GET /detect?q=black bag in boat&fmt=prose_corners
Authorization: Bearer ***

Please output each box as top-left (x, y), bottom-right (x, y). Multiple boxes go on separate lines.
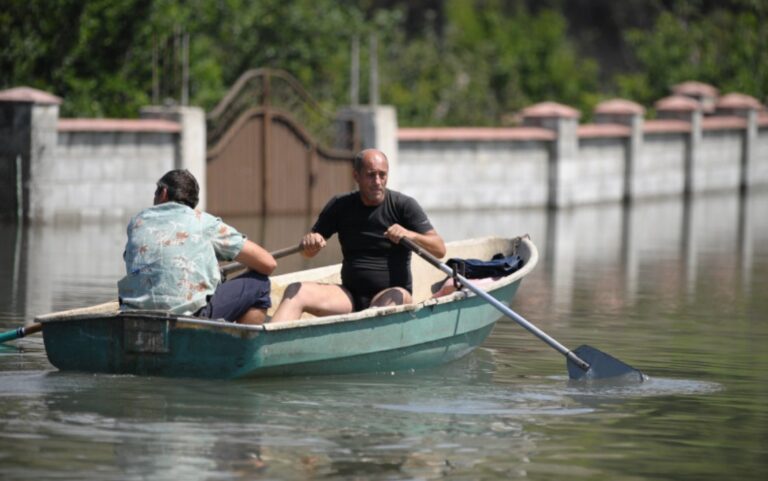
top-left (446, 253), bottom-right (524, 279)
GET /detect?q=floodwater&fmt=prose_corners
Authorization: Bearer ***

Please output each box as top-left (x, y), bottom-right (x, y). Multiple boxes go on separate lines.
top-left (1, 190), bottom-right (767, 480)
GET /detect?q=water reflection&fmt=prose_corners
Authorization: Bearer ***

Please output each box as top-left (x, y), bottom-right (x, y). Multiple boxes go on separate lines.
top-left (3, 190), bottom-right (766, 327)
top-left (0, 352), bottom-right (549, 480)
top-left (1, 190), bottom-right (767, 480)
top-left (435, 190), bottom-right (767, 330)
top-left (0, 350), bottom-right (727, 481)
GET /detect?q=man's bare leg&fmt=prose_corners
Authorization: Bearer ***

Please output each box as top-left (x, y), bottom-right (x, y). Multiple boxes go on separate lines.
top-left (236, 308), bottom-right (268, 325)
top-left (270, 283), bottom-right (354, 323)
top-left (370, 287), bottom-right (412, 307)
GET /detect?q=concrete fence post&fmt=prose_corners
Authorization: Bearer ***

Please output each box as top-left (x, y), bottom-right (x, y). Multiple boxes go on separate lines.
top-left (0, 87), bottom-right (62, 221)
top-left (656, 95), bottom-right (702, 195)
top-left (714, 93), bottom-right (763, 191)
top-left (337, 106), bottom-right (399, 187)
top-left (744, 109), bottom-right (759, 190)
top-left (521, 102), bottom-right (580, 208)
top-left (594, 99), bottom-right (645, 203)
top-left (140, 106), bottom-right (207, 209)
top-left (671, 81), bottom-right (719, 114)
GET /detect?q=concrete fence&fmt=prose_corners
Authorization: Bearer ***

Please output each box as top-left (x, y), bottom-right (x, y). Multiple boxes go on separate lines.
top-left (0, 87), bottom-right (205, 223)
top-left (2, 81), bottom-right (767, 222)
top-left (398, 82), bottom-right (768, 211)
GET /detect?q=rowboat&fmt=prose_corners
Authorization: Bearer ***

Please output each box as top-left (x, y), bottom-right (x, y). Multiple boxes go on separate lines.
top-left (37, 235), bottom-right (538, 379)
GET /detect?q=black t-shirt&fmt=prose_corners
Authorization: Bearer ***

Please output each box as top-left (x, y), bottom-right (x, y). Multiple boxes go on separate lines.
top-left (312, 190), bottom-right (434, 298)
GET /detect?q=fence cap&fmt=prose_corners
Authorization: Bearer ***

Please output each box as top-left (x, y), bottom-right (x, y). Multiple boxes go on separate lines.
top-left (655, 95), bottom-right (701, 112)
top-left (522, 101), bottom-right (580, 119)
top-left (0, 86), bottom-right (62, 105)
top-left (398, 127), bottom-right (555, 142)
top-left (716, 92), bottom-right (763, 111)
top-left (671, 81), bottom-right (719, 98)
top-left (577, 123), bottom-right (632, 138)
top-left (644, 119), bottom-right (692, 133)
top-left (594, 98), bottom-right (645, 115)
top-left (58, 118), bottom-right (181, 133)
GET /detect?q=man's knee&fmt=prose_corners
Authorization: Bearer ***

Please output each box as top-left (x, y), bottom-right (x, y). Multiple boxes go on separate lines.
top-left (236, 308), bottom-right (268, 325)
top-left (282, 282), bottom-right (303, 301)
top-left (371, 287), bottom-right (411, 307)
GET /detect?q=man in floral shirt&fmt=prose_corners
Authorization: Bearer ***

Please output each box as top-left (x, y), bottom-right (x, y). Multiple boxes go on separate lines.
top-left (118, 169), bottom-right (276, 324)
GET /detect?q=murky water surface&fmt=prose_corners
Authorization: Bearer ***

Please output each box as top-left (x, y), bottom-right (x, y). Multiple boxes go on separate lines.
top-left (1, 191), bottom-right (767, 480)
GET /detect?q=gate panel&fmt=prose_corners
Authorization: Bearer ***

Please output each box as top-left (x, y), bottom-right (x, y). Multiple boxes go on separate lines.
top-left (312, 151), bottom-right (355, 212)
top-left (267, 117), bottom-right (311, 214)
top-left (206, 69), bottom-right (359, 217)
top-left (206, 111), bottom-right (264, 216)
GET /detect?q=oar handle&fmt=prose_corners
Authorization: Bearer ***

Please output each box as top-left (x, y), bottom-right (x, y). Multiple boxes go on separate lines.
top-left (400, 237), bottom-right (453, 276)
top-left (221, 244), bottom-right (303, 277)
top-left (0, 322), bottom-right (42, 344)
top-left (400, 237), bottom-right (591, 372)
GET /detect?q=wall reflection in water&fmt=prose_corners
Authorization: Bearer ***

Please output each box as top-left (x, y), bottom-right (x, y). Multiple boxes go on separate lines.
top-left (0, 189), bottom-right (766, 325)
top-left (430, 189), bottom-right (766, 324)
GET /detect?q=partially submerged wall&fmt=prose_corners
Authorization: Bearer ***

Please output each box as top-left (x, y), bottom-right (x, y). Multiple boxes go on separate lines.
top-left (0, 87), bottom-right (204, 223)
top-left (44, 119), bottom-right (179, 222)
top-left (398, 84), bottom-right (768, 211)
top-left (3, 81), bottom-right (767, 220)
top-left (397, 128), bottom-right (553, 209)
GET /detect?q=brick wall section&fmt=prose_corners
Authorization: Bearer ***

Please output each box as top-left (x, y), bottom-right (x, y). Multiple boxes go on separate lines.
top-left (3, 82), bottom-right (767, 218)
top-left (397, 84), bottom-right (768, 210)
top-left (398, 134), bottom-right (552, 209)
top-left (52, 120), bottom-right (180, 222)
top-left (755, 125), bottom-right (768, 185)
top-left (0, 86), bottom-right (206, 223)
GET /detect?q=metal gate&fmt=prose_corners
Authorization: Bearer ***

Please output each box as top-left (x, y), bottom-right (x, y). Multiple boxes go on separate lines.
top-left (206, 69), bottom-right (359, 216)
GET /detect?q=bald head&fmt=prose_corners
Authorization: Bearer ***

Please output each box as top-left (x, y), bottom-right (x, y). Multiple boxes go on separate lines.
top-left (353, 149), bottom-right (388, 173)
top-left (352, 149), bottom-right (389, 206)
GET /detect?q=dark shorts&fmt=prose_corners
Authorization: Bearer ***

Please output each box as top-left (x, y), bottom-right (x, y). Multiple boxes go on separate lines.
top-left (343, 285), bottom-right (411, 312)
top-left (198, 271), bottom-right (271, 322)
top-left (347, 289), bottom-right (373, 312)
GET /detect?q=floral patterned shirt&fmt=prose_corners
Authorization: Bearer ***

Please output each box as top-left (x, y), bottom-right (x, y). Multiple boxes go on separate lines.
top-left (117, 202), bottom-right (245, 314)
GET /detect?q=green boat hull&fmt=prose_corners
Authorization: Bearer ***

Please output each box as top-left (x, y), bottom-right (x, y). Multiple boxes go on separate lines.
top-left (42, 282), bottom-right (519, 379)
top-left (40, 235), bottom-right (538, 379)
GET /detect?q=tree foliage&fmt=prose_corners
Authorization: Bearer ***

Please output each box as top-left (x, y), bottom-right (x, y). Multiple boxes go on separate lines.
top-left (0, 0), bottom-right (362, 117)
top-left (1, 0), bottom-right (765, 124)
top-left (377, 2), bottom-right (599, 126)
top-left (0, 0), bottom-right (155, 116)
top-left (615, 2), bottom-right (768, 107)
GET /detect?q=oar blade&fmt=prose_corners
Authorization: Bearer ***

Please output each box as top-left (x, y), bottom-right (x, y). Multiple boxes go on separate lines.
top-left (567, 345), bottom-right (645, 382)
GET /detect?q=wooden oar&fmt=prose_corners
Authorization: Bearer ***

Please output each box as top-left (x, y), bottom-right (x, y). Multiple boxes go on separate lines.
top-left (219, 244), bottom-right (303, 278)
top-left (0, 323), bottom-right (42, 344)
top-left (0, 244), bottom-right (303, 345)
top-left (401, 237), bottom-right (645, 382)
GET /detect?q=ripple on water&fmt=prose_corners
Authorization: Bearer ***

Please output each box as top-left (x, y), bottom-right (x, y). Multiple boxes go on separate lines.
top-left (561, 376), bottom-right (724, 397)
top-left (371, 375), bottom-right (722, 418)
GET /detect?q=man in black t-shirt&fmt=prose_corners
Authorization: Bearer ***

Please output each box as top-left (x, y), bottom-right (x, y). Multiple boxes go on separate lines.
top-left (270, 148), bottom-right (446, 322)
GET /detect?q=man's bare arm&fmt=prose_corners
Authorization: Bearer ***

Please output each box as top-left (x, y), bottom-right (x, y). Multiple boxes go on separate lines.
top-left (299, 232), bottom-right (327, 258)
top-left (235, 239), bottom-right (277, 275)
top-left (384, 225), bottom-right (446, 259)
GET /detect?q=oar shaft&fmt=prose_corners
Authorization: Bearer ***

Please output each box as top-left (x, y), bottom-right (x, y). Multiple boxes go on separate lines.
top-left (457, 271), bottom-right (586, 365)
top-left (401, 237), bottom-right (590, 372)
top-left (221, 244), bottom-right (303, 277)
top-left (0, 322), bottom-right (42, 343)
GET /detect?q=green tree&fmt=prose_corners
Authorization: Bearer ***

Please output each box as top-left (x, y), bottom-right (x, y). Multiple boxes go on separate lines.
top-left (616, 3), bottom-right (768, 107)
top-left (380, 1), bottom-right (599, 126)
top-left (178, 0), bottom-right (362, 110)
top-left (0, 0), bottom-right (155, 117)
top-left (0, 0), bottom-right (362, 117)
top-left (3, 0), bottom-right (764, 126)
